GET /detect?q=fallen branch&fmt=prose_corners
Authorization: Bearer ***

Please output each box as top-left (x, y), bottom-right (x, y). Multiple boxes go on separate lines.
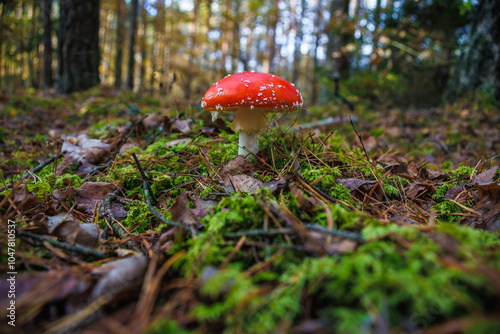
top-left (19, 230), bottom-right (111, 259)
top-left (290, 116), bottom-right (358, 132)
top-left (224, 224), bottom-right (364, 242)
top-left (131, 153), bottom-right (183, 229)
top-left (1, 154), bottom-right (58, 192)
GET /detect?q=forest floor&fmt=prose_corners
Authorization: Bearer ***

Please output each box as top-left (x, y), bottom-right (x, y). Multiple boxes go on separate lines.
top-left (1, 86), bottom-right (499, 334)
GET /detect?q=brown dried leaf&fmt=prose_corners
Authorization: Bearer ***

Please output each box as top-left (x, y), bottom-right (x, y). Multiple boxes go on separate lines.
top-left (163, 115), bottom-right (172, 136)
top-left (230, 174), bottom-right (264, 194)
top-left (444, 185), bottom-right (466, 201)
top-left (171, 119), bottom-right (192, 134)
top-left (189, 196), bottom-right (217, 219)
top-left (418, 167), bottom-right (448, 181)
top-left (142, 113), bottom-right (160, 128)
top-left (406, 181), bottom-right (437, 199)
top-left (61, 134), bottom-right (111, 165)
top-left (221, 155), bottom-right (255, 176)
top-left (55, 215), bottom-right (101, 249)
top-left (165, 138), bottom-right (191, 147)
top-left (337, 178), bottom-right (377, 191)
top-left (90, 255), bottom-right (148, 301)
top-left (262, 178), bottom-right (289, 194)
top-left (476, 183), bottom-right (500, 203)
top-left (74, 182), bottom-right (127, 219)
top-left (473, 166), bottom-right (499, 185)
top-left (290, 184), bottom-right (322, 214)
top-left (33, 213), bottom-right (102, 249)
top-left (384, 162), bottom-right (410, 175)
top-left (169, 191), bottom-right (199, 226)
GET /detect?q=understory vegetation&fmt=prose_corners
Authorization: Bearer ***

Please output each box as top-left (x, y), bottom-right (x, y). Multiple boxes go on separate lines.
top-left (1, 87), bottom-right (499, 333)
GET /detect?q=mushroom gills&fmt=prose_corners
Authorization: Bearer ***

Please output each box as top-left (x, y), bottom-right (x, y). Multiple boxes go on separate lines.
top-left (230, 108), bottom-right (269, 133)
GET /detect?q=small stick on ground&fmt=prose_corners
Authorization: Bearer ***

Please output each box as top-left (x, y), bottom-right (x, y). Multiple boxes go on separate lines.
top-left (19, 230), bottom-right (111, 259)
top-left (101, 189), bottom-right (130, 240)
top-left (223, 225), bottom-right (364, 242)
top-left (350, 116), bottom-right (372, 164)
top-left (1, 154), bottom-right (58, 192)
top-left (131, 153), bottom-right (185, 230)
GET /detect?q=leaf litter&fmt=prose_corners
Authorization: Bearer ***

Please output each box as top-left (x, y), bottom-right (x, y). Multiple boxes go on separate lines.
top-left (0, 90), bottom-right (499, 333)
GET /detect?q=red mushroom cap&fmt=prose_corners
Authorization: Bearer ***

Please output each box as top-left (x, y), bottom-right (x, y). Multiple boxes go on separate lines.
top-left (201, 72), bottom-right (303, 113)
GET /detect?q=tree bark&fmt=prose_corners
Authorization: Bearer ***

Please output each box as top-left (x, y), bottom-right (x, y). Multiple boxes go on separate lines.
top-left (262, 0), bottom-right (279, 73)
top-left (41, 0), bottom-right (53, 91)
top-left (139, 0), bottom-right (147, 92)
top-left (292, 0), bottom-right (305, 85)
top-left (57, 0), bottom-right (100, 94)
top-left (325, 0), bottom-right (350, 76)
top-left (114, 0), bottom-right (125, 88)
top-left (126, 0), bottom-right (139, 91)
top-left (445, 0), bottom-right (500, 103)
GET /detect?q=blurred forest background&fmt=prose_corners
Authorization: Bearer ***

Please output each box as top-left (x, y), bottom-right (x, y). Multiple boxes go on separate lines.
top-left (0, 0), bottom-right (498, 108)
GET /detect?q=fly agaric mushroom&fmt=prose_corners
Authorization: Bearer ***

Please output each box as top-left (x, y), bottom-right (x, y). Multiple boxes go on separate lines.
top-left (201, 72), bottom-right (303, 156)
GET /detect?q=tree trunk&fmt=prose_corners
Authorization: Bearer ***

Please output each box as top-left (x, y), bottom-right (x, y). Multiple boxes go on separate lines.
top-left (445, 0), bottom-right (500, 103)
top-left (126, 0), bottom-right (139, 91)
top-left (28, 2), bottom-right (39, 88)
top-left (231, 0), bottom-right (241, 73)
top-left (41, 0), bottom-right (53, 91)
top-left (139, 0), bottom-right (147, 92)
top-left (325, 0), bottom-right (350, 77)
top-left (292, 0), bottom-right (304, 85)
top-left (57, 0), bottom-right (100, 94)
top-left (310, 0), bottom-right (322, 104)
top-left (262, 0), bottom-right (279, 73)
top-left (114, 0), bottom-right (125, 88)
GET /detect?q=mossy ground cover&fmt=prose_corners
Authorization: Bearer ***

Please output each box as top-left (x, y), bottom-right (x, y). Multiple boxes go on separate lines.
top-left (1, 87), bottom-right (499, 333)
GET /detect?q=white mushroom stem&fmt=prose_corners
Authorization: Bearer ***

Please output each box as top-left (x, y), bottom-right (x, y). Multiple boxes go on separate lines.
top-left (238, 132), bottom-right (259, 156)
top-left (231, 108), bottom-right (269, 156)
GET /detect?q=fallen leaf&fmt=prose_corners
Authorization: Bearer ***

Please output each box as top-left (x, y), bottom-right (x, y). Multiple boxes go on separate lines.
top-left (171, 119), bottom-right (192, 134)
top-left (473, 166), bottom-right (499, 185)
top-left (142, 113), bottom-right (160, 128)
top-left (444, 185), bottom-right (467, 201)
top-left (90, 255), bottom-right (148, 302)
top-left (169, 191), bottom-right (200, 226)
top-left (220, 155), bottom-right (255, 176)
top-left (165, 138), bottom-right (191, 147)
top-left (74, 182), bottom-right (127, 219)
top-left (406, 181), bottom-right (437, 199)
top-left (290, 184), bottom-right (322, 214)
top-left (229, 174), bottom-right (264, 194)
top-left (61, 134), bottom-right (111, 165)
top-left (44, 214), bottom-right (102, 249)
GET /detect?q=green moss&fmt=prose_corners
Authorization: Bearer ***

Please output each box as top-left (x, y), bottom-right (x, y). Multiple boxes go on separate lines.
top-left (448, 165), bottom-right (475, 178)
top-left (55, 173), bottom-right (83, 188)
top-left (432, 182), bottom-right (459, 202)
top-left (120, 203), bottom-right (157, 233)
top-left (147, 319), bottom-right (192, 334)
top-left (432, 200), bottom-right (467, 223)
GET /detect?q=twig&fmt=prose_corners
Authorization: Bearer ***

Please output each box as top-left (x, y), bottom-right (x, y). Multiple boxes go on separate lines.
top-left (101, 189), bottom-right (129, 239)
top-left (350, 116), bottom-right (371, 164)
top-left (131, 153), bottom-right (183, 229)
top-left (132, 153), bottom-right (157, 204)
top-left (19, 230), bottom-right (111, 259)
top-left (83, 116), bottom-right (147, 182)
top-left (224, 224), bottom-right (364, 242)
top-left (2, 154), bottom-right (57, 192)
top-left (290, 116), bottom-right (357, 132)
